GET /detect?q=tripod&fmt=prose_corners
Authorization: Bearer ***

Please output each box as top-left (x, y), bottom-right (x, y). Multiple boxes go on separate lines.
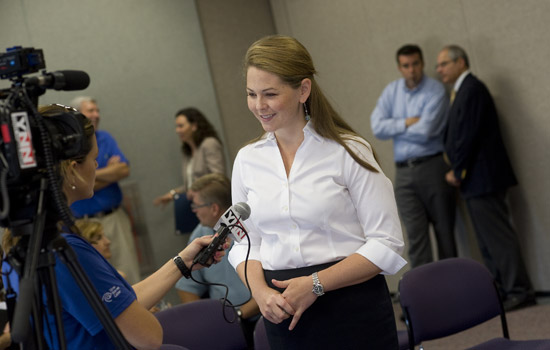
top-left (5, 178), bottom-right (131, 349)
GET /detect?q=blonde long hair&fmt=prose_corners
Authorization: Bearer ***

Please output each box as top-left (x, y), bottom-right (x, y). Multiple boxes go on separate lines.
top-left (74, 219), bottom-right (104, 244)
top-left (244, 35), bottom-right (378, 172)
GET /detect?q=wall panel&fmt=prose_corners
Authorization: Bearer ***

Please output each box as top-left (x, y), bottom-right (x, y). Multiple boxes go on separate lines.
top-left (0, 0), bottom-right (222, 294)
top-left (270, 0), bottom-right (550, 291)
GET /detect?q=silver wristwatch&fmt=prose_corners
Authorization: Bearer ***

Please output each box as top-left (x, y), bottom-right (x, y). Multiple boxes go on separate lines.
top-left (169, 189), bottom-right (180, 200)
top-left (312, 272), bottom-right (325, 296)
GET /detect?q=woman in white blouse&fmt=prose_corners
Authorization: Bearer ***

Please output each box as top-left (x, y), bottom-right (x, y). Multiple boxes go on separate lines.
top-left (228, 35), bottom-right (407, 349)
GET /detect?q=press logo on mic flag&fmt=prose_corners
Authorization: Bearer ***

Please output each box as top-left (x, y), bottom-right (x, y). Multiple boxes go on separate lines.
top-left (213, 202), bottom-right (250, 243)
top-left (193, 203), bottom-right (250, 266)
top-left (220, 208), bottom-right (247, 242)
top-left (11, 111), bottom-right (37, 169)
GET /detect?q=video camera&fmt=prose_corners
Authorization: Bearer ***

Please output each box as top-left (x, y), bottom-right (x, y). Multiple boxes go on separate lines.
top-left (0, 47), bottom-right (45, 79)
top-left (0, 47), bottom-right (133, 350)
top-left (0, 46), bottom-right (90, 229)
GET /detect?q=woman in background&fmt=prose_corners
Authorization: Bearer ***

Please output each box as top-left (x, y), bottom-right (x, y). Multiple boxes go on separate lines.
top-left (154, 107), bottom-right (226, 206)
top-left (228, 35), bottom-right (407, 349)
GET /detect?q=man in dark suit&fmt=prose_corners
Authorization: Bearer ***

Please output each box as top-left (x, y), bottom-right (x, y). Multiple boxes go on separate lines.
top-left (436, 45), bottom-right (535, 311)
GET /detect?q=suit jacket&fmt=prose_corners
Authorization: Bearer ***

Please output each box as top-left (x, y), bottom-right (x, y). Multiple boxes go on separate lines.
top-left (444, 73), bottom-right (517, 198)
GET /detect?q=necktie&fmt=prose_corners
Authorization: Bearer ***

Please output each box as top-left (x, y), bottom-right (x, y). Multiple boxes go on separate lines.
top-left (450, 89), bottom-right (456, 104)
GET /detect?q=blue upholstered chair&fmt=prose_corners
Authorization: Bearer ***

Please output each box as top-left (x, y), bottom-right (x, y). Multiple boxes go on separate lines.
top-left (253, 316), bottom-right (270, 350)
top-left (160, 344), bottom-right (189, 350)
top-left (398, 257), bottom-right (550, 350)
top-left (397, 329), bottom-right (410, 350)
top-left (155, 299), bottom-right (247, 350)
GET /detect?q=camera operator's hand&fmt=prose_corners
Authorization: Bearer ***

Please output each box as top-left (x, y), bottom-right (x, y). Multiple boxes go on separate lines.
top-left (181, 234), bottom-right (231, 269)
top-left (131, 234), bottom-right (229, 314)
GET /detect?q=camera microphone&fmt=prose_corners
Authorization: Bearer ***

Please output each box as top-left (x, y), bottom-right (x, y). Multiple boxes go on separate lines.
top-left (193, 202), bottom-right (250, 266)
top-left (25, 70), bottom-right (90, 91)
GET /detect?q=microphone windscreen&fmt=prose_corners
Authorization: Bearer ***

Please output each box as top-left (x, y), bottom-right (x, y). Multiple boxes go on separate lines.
top-left (233, 202), bottom-right (251, 220)
top-left (58, 70), bottom-right (90, 90)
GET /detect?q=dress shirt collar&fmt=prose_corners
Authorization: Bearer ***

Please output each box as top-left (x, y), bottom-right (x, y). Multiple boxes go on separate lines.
top-left (256, 121), bottom-right (323, 147)
top-left (401, 74), bottom-right (426, 93)
top-left (302, 121), bottom-right (323, 142)
top-left (453, 70), bottom-right (471, 92)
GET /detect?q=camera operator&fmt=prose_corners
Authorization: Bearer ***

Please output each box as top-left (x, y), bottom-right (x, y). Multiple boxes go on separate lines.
top-left (1, 104), bottom-right (228, 349)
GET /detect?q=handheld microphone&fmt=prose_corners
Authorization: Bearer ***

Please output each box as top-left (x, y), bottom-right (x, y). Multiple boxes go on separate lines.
top-left (212, 202), bottom-right (250, 243)
top-left (193, 202), bottom-right (250, 266)
top-left (25, 70), bottom-right (90, 91)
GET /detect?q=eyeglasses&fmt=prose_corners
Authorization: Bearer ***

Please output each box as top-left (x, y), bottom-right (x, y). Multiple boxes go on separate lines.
top-left (435, 60), bottom-right (453, 69)
top-left (190, 202), bottom-right (212, 210)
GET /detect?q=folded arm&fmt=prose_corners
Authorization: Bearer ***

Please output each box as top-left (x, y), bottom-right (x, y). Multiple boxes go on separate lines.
top-left (94, 156), bottom-right (130, 190)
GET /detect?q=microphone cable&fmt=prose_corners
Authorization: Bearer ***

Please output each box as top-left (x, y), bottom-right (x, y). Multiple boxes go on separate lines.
top-left (188, 222), bottom-right (253, 323)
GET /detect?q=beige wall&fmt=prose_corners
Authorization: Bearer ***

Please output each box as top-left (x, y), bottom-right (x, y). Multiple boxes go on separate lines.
top-left (2, 0), bottom-right (547, 297)
top-left (195, 0), bottom-right (275, 162)
top-left (0, 0), bottom-right (222, 287)
top-left (268, 0), bottom-right (550, 291)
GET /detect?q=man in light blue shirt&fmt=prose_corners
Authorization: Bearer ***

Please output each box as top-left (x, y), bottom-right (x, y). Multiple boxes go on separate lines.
top-left (370, 44), bottom-right (457, 268)
top-left (175, 173), bottom-right (259, 348)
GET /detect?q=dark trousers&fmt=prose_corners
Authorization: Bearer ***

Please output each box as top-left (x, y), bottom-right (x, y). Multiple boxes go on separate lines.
top-left (263, 263), bottom-right (398, 350)
top-left (395, 155), bottom-right (457, 267)
top-left (465, 190), bottom-right (534, 298)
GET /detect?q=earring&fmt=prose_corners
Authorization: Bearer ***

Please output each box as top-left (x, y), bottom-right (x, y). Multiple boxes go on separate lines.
top-left (304, 103), bottom-right (311, 121)
top-left (71, 184), bottom-right (76, 190)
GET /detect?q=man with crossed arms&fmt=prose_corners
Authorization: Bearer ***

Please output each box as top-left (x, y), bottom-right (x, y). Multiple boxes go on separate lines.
top-left (371, 44), bottom-right (457, 268)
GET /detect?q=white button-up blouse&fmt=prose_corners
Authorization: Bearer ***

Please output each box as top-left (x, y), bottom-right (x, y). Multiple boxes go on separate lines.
top-left (228, 122), bottom-right (407, 275)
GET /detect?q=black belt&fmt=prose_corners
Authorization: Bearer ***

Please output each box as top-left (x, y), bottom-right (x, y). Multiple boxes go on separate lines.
top-left (396, 152), bottom-right (442, 168)
top-left (264, 260), bottom-right (341, 293)
top-left (85, 205), bottom-right (120, 218)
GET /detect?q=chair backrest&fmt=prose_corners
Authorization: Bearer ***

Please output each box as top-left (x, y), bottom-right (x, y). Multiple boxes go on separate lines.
top-left (397, 330), bottom-right (410, 350)
top-left (399, 258), bottom-right (508, 348)
top-left (253, 316), bottom-right (270, 350)
top-left (155, 299), bottom-right (247, 350)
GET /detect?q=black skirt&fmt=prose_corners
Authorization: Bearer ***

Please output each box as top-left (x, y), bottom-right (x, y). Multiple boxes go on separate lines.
top-left (263, 262), bottom-right (398, 350)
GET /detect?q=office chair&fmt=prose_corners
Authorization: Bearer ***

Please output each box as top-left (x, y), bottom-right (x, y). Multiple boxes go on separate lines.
top-left (397, 329), bottom-right (410, 350)
top-left (155, 299), bottom-right (247, 350)
top-left (253, 316), bottom-right (271, 350)
top-left (398, 257), bottom-right (550, 350)
top-left (160, 344), bottom-right (189, 350)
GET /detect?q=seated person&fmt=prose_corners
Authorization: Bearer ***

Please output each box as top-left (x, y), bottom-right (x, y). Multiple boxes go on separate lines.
top-left (0, 268), bottom-right (11, 350)
top-left (175, 173), bottom-right (260, 347)
top-left (1, 104), bottom-right (227, 349)
top-left (75, 219), bottom-right (127, 279)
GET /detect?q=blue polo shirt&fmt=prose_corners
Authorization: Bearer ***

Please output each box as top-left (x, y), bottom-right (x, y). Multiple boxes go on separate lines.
top-left (71, 130), bottom-right (128, 217)
top-left (2, 233), bottom-right (136, 349)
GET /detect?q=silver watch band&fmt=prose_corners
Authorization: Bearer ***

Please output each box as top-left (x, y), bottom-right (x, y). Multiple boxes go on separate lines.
top-left (312, 271), bottom-right (325, 296)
